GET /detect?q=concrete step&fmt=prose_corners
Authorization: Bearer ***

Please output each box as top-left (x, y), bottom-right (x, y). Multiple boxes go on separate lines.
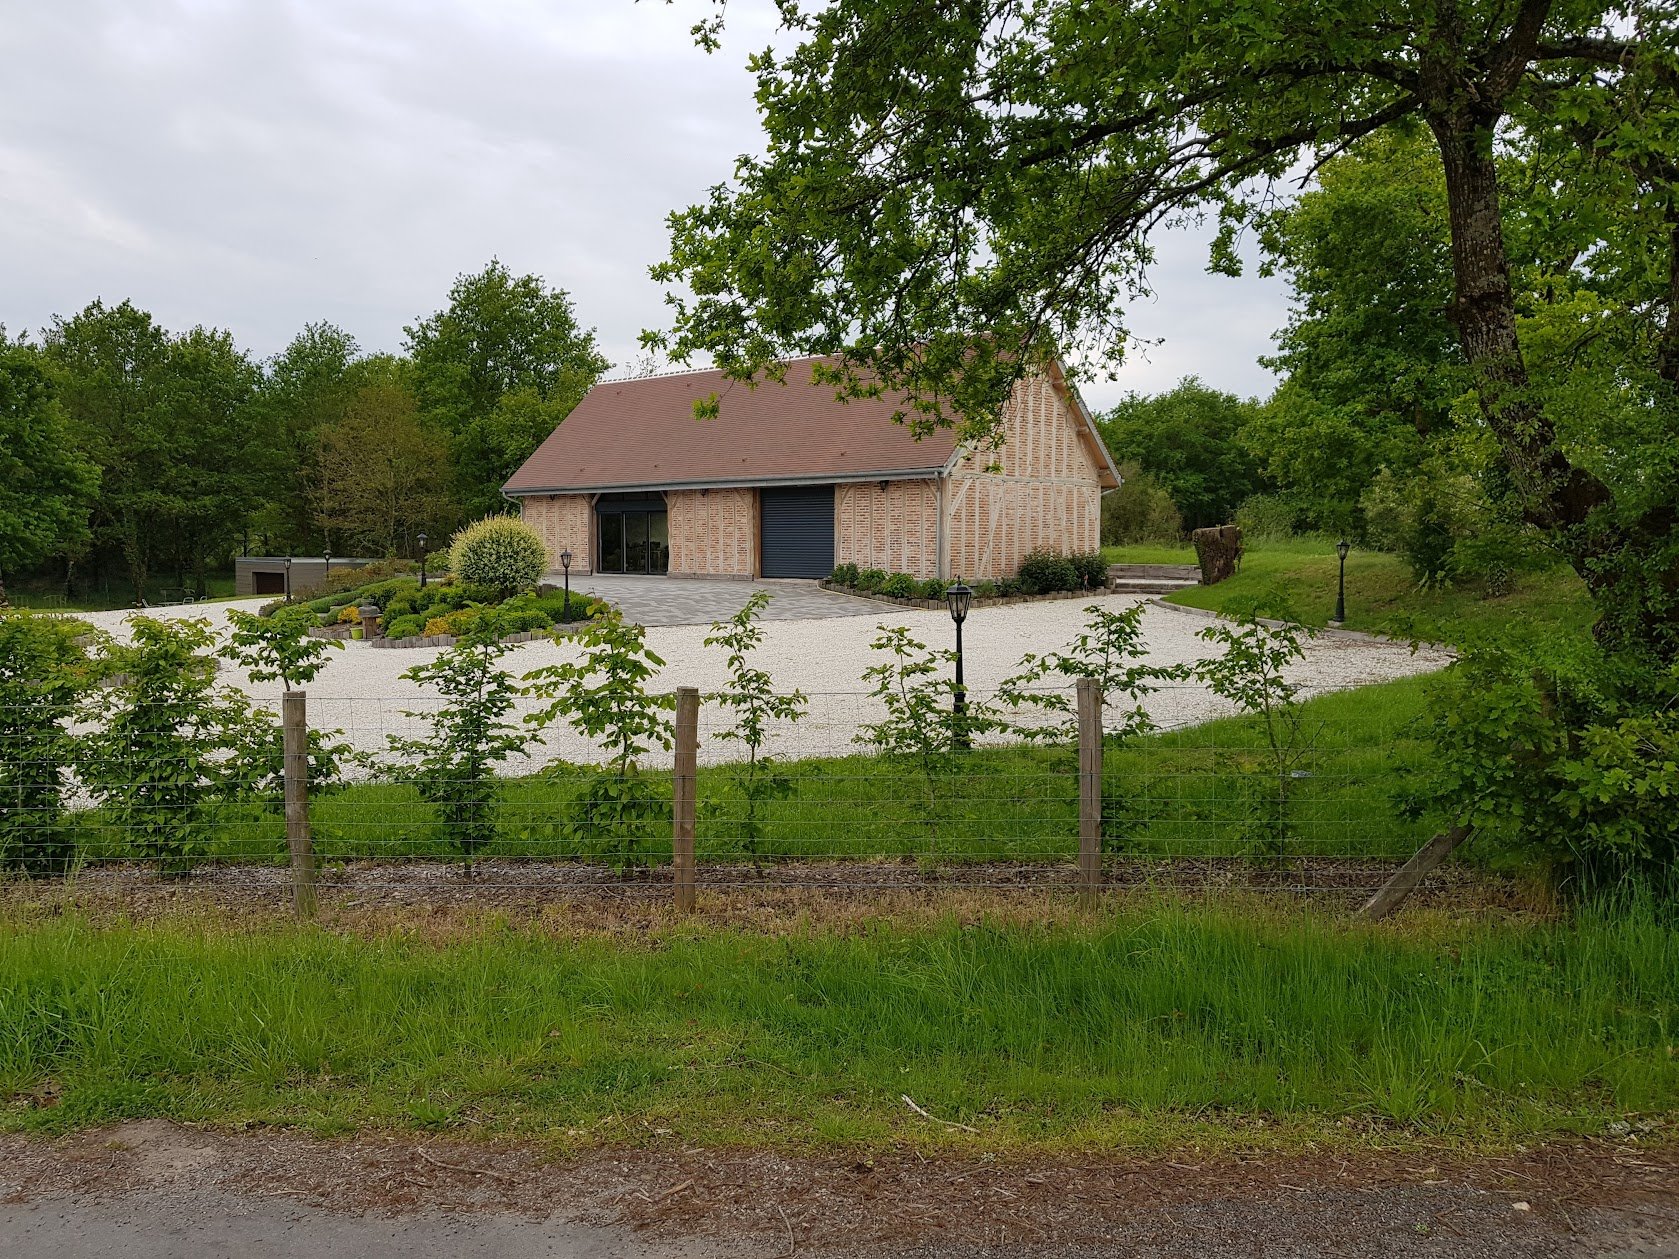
top-left (1106, 562), bottom-right (1200, 595)
top-left (1107, 563), bottom-right (1200, 580)
top-left (1109, 580), bottom-right (1201, 595)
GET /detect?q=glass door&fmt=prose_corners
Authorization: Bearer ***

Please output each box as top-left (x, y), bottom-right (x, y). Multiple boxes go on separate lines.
top-left (624, 512), bottom-right (649, 574)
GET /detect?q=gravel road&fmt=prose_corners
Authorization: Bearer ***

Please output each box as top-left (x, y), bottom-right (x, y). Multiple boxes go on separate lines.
top-left (2, 1122), bottom-right (1674, 1259)
top-left (69, 593), bottom-right (1451, 770)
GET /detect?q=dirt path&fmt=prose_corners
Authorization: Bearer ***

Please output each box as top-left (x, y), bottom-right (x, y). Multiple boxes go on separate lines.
top-left (3, 1122), bottom-right (1675, 1258)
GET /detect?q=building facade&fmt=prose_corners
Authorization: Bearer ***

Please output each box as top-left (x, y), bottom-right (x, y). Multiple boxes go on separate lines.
top-left (504, 356), bottom-right (1118, 582)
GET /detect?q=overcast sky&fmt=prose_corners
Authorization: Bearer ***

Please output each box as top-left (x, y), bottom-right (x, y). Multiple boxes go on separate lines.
top-left (0, 0), bottom-right (1290, 411)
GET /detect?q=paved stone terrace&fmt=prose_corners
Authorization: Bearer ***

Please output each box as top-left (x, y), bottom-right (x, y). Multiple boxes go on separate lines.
top-left (549, 572), bottom-right (879, 625)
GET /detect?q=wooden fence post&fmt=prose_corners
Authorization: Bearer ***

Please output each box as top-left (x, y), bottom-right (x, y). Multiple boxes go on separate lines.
top-left (1077, 676), bottom-right (1103, 908)
top-left (672, 686), bottom-right (699, 912)
top-left (1356, 825), bottom-right (1473, 920)
top-left (282, 689), bottom-right (317, 919)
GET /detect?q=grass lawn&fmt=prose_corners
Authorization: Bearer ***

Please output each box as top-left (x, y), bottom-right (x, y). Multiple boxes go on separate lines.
top-left (2, 902), bottom-right (1674, 1150)
top-left (66, 675), bottom-right (1438, 868)
top-left (8, 572), bottom-right (240, 613)
top-left (1106, 539), bottom-right (1595, 645)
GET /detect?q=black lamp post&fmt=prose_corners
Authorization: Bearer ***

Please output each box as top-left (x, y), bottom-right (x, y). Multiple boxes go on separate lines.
top-left (946, 577), bottom-right (973, 749)
top-left (322, 544), bottom-right (332, 583)
top-left (283, 555), bottom-right (293, 602)
top-left (417, 531), bottom-right (429, 588)
top-left (1333, 538), bottom-right (1350, 624)
top-left (560, 548), bottom-right (573, 622)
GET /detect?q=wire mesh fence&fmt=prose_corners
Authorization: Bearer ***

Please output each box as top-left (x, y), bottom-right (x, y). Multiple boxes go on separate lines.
top-left (0, 672), bottom-right (1455, 911)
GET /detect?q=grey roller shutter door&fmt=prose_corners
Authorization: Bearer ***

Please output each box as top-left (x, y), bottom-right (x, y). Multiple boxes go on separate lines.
top-left (759, 485), bottom-right (836, 578)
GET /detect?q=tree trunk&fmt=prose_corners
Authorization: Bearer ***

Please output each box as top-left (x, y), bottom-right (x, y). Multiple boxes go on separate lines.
top-left (0, 567), bottom-right (9, 608)
top-left (1428, 115), bottom-right (1613, 537)
top-left (1427, 112), bottom-right (1679, 655)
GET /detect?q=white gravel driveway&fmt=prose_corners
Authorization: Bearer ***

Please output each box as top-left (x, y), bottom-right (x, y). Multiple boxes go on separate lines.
top-left (68, 593), bottom-right (1452, 771)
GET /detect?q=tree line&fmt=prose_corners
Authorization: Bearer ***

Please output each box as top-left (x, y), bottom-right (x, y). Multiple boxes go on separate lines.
top-left (0, 260), bottom-right (608, 605)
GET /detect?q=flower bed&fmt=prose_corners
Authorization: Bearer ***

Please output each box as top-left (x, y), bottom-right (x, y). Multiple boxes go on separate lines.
top-left (277, 573), bottom-right (608, 648)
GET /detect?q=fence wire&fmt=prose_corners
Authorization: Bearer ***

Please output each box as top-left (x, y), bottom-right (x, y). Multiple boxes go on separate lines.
top-left (0, 674), bottom-right (1455, 907)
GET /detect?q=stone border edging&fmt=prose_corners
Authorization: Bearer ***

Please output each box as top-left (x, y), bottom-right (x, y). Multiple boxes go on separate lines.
top-left (370, 625), bottom-right (591, 650)
top-left (1143, 596), bottom-right (1448, 651)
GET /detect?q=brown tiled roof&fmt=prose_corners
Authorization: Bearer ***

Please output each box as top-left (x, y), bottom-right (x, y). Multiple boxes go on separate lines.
top-left (503, 357), bottom-right (962, 495)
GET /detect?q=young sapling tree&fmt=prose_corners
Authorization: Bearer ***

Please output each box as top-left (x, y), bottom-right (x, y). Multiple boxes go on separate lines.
top-left (525, 610), bottom-right (674, 869)
top-left (704, 592), bottom-right (806, 867)
top-left (77, 616), bottom-right (266, 874)
top-left (383, 609), bottom-right (535, 876)
top-left (1193, 603), bottom-right (1320, 860)
top-left (0, 611), bottom-right (94, 875)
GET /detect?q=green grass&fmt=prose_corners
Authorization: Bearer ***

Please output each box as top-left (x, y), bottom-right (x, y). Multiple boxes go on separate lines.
top-left (1105, 539), bottom-right (1595, 646)
top-left (1102, 542), bottom-right (1200, 565)
top-left (8, 572), bottom-right (240, 613)
top-left (65, 676), bottom-right (1437, 868)
top-left (2, 903), bottom-right (1674, 1149)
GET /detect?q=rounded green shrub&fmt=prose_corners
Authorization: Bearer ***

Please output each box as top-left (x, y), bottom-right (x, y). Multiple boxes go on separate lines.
top-left (448, 517), bottom-right (548, 598)
top-left (1016, 549), bottom-right (1080, 595)
top-left (880, 573), bottom-right (915, 598)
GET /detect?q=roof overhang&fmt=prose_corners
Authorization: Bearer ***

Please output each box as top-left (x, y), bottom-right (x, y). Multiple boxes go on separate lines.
top-left (503, 467), bottom-right (947, 497)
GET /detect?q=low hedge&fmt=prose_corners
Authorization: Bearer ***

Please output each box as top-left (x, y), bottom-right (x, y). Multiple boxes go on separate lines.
top-left (827, 551), bottom-right (1106, 601)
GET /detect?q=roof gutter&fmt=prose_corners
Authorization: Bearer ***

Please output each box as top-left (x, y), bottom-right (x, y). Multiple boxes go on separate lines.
top-left (502, 468), bottom-right (947, 497)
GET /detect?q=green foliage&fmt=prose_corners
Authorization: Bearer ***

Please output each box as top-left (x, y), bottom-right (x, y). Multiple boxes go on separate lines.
top-left (42, 300), bottom-right (263, 600)
top-left (1410, 639), bottom-right (1679, 888)
top-left (829, 562), bottom-right (860, 586)
top-left (648, 0), bottom-right (1679, 673)
top-left (0, 347), bottom-right (98, 605)
top-left (879, 572), bottom-right (915, 598)
top-left (1234, 495), bottom-right (1306, 543)
top-left (321, 558), bottom-right (418, 595)
top-left (222, 605), bottom-right (339, 691)
top-left (0, 611), bottom-right (92, 874)
top-left (704, 592), bottom-right (807, 861)
top-left (1193, 605), bottom-right (1320, 859)
top-left (383, 614), bottom-right (536, 870)
top-left (1098, 378), bottom-right (1263, 529)
top-left (1015, 549), bottom-right (1079, 595)
top-left (448, 517), bottom-right (547, 599)
top-left (853, 567), bottom-right (886, 593)
top-left (997, 602), bottom-right (1174, 745)
top-left (406, 260), bottom-right (610, 517)
top-left (1101, 463), bottom-right (1183, 546)
top-left (525, 612), bottom-right (673, 868)
top-left (10, 902), bottom-right (1679, 1146)
top-left (1361, 456), bottom-right (1553, 590)
top-left (76, 618), bottom-right (264, 874)
top-left (915, 578), bottom-right (948, 600)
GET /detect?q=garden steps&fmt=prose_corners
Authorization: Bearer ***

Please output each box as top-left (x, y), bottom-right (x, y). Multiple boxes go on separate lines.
top-left (1106, 563), bottom-right (1201, 595)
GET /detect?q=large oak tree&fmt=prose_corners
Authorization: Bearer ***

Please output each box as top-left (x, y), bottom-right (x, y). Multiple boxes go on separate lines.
top-left (651, 0), bottom-right (1679, 656)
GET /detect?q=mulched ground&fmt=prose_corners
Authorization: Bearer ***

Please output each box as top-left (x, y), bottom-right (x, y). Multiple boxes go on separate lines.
top-left (2, 1121), bottom-right (1675, 1258)
top-left (0, 856), bottom-right (1535, 928)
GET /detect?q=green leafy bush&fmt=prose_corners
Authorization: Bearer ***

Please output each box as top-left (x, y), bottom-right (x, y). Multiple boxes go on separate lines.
top-left (854, 567), bottom-right (887, 593)
top-left (1410, 639), bottom-right (1679, 888)
top-left (1101, 461), bottom-right (1184, 544)
top-left (1016, 549), bottom-right (1080, 595)
top-left (323, 557), bottom-right (417, 594)
top-left (972, 579), bottom-right (999, 598)
top-left (449, 517), bottom-right (547, 598)
top-left (916, 578), bottom-right (948, 599)
top-left (383, 614), bottom-right (428, 640)
top-left (1070, 552), bottom-right (1108, 589)
top-left (880, 572), bottom-right (916, 598)
top-left (830, 562), bottom-right (860, 586)
top-left (383, 615), bottom-right (536, 872)
top-left (1234, 494), bottom-right (1304, 542)
top-left (0, 611), bottom-right (91, 875)
top-left (995, 577), bottom-right (1023, 597)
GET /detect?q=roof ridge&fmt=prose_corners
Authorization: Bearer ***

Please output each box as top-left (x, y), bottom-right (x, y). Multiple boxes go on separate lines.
top-left (596, 354), bottom-right (831, 386)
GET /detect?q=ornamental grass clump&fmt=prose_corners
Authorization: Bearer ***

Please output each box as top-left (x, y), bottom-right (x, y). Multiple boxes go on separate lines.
top-left (448, 516), bottom-right (547, 599)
